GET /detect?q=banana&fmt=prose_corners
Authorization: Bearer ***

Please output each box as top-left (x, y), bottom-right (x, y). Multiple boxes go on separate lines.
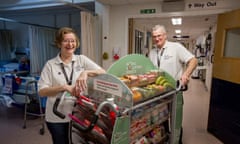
top-left (155, 76), bottom-right (165, 85)
top-left (159, 79), bottom-right (167, 85)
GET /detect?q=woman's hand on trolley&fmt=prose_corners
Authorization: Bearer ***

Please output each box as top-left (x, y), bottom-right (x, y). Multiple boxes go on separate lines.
top-left (74, 71), bottom-right (88, 97)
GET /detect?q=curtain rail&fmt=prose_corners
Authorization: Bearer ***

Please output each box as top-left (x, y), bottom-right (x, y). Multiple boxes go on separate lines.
top-left (0, 17), bottom-right (58, 29)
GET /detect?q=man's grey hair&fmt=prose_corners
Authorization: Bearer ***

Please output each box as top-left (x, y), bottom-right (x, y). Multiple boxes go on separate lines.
top-left (152, 25), bottom-right (167, 33)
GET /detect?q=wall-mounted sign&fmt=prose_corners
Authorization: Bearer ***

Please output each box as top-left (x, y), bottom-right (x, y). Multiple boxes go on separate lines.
top-left (186, 1), bottom-right (220, 10)
top-left (140, 9), bottom-right (156, 14)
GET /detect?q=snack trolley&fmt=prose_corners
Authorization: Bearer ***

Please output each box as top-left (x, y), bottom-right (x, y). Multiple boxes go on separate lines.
top-left (54, 54), bottom-right (181, 144)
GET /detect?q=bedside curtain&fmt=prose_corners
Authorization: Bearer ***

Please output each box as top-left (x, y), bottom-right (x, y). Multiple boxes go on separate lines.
top-left (28, 26), bottom-right (57, 75)
top-left (81, 11), bottom-right (100, 64)
top-left (0, 30), bottom-right (12, 60)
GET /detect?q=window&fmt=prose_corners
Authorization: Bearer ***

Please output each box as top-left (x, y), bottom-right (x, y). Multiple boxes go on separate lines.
top-left (224, 28), bottom-right (240, 58)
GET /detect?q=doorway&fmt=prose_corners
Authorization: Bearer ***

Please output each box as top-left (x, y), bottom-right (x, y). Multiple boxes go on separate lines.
top-left (128, 13), bottom-right (217, 90)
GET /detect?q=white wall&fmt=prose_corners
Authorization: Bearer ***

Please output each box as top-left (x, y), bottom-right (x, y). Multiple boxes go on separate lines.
top-left (96, 2), bottom-right (162, 69)
top-left (95, 2), bottom-right (110, 69)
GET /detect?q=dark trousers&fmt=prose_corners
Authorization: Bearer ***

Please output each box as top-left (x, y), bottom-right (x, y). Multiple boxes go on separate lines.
top-left (163, 121), bottom-right (183, 144)
top-left (46, 122), bottom-right (70, 144)
top-left (179, 127), bottom-right (183, 144)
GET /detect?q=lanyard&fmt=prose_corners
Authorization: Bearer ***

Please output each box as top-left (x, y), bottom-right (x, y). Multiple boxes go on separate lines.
top-left (157, 48), bottom-right (165, 68)
top-left (60, 61), bottom-right (74, 85)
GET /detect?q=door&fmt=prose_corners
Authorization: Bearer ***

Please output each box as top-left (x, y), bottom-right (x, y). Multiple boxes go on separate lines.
top-left (208, 9), bottom-right (240, 144)
top-left (213, 9), bottom-right (240, 83)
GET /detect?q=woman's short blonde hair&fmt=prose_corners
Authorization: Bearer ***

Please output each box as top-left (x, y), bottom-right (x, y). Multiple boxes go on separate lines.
top-left (54, 27), bottom-right (80, 48)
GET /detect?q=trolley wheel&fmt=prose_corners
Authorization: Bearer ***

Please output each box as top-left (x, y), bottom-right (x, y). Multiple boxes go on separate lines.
top-left (22, 125), bottom-right (26, 129)
top-left (39, 128), bottom-right (45, 135)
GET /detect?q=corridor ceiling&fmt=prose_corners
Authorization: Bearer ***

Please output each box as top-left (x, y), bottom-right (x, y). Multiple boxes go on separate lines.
top-left (97, 0), bottom-right (218, 41)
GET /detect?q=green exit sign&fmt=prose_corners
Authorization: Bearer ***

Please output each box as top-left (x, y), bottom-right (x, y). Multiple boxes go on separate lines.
top-left (140, 9), bottom-right (156, 14)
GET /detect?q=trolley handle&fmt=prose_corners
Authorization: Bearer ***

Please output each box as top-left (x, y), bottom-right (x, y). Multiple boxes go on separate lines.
top-left (176, 80), bottom-right (188, 92)
top-left (71, 114), bottom-right (99, 132)
top-left (53, 97), bottom-right (66, 119)
top-left (70, 100), bottom-right (119, 132)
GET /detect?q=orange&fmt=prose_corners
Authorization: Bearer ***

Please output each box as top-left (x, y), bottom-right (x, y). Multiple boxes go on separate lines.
top-left (158, 85), bottom-right (165, 92)
top-left (132, 90), bottom-right (143, 103)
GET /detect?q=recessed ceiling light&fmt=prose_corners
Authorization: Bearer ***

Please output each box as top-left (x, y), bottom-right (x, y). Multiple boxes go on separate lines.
top-left (171, 17), bottom-right (182, 25)
top-left (175, 29), bottom-right (181, 34)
